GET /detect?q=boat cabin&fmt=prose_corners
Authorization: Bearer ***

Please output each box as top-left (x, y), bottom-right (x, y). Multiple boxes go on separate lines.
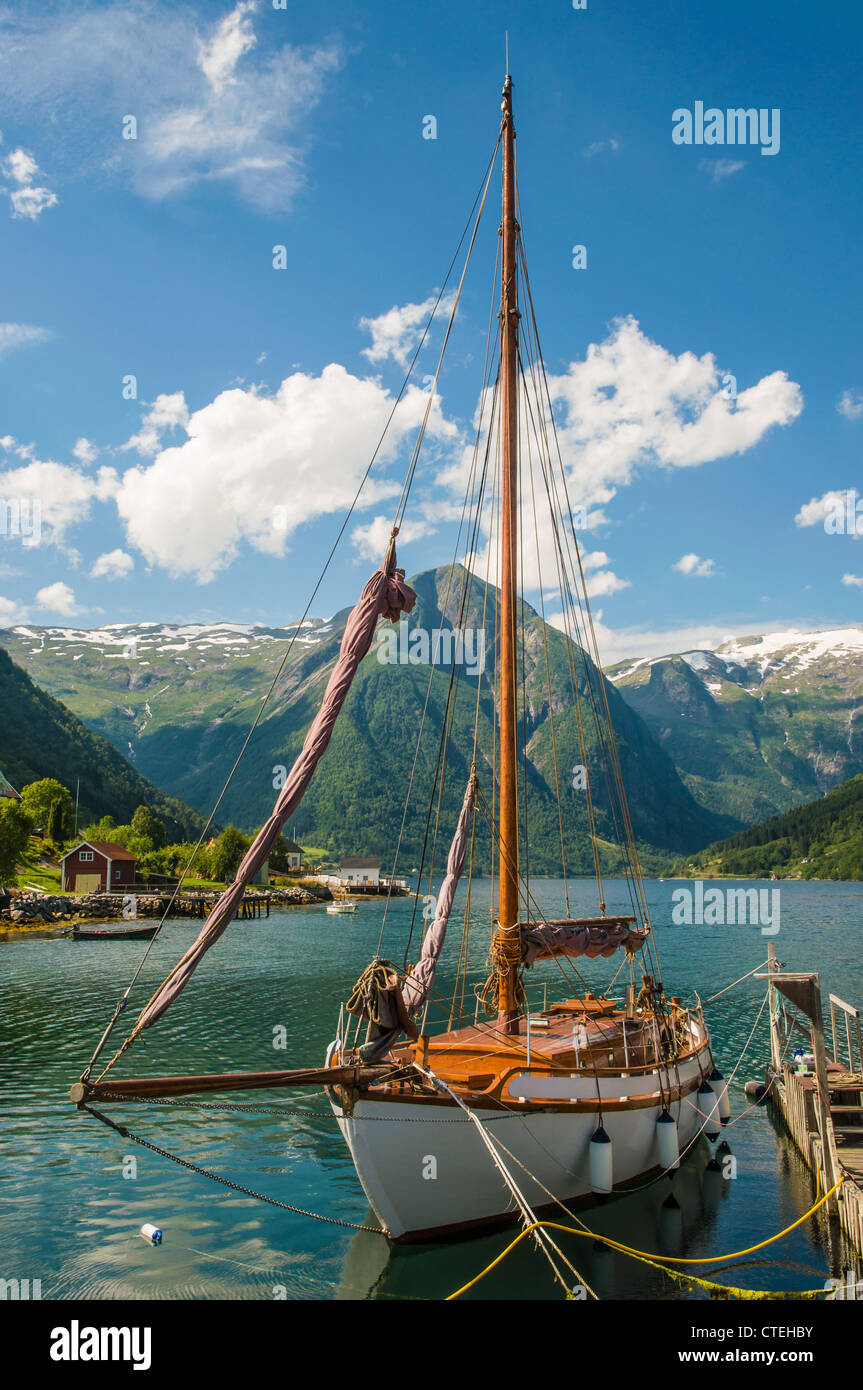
top-left (60, 840), bottom-right (138, 894)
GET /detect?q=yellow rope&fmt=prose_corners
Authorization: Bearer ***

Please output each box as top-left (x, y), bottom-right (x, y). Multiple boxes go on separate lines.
top-left (445, 1175), bottom-right (845, 1300)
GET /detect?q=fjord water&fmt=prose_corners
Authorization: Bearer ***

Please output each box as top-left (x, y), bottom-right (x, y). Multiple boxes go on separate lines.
top-left (3, 878), bottom-right (862, 1301)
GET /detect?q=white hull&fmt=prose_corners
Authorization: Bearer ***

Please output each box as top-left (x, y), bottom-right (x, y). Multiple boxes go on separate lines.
top-left (329, 1035), bottom-right (716, 1241)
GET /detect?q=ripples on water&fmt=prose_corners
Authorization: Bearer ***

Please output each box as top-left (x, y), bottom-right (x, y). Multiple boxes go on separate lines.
top-left (2, 879), bottom-right (862, 1300)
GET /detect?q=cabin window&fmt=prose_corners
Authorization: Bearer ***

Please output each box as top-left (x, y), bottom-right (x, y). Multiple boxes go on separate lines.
top-left (79, 850), bottom-right (94, 862)
top-left (114, 868), bottom-right (122, 879)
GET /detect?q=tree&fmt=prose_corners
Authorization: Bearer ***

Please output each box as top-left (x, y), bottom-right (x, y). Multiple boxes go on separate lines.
top-left (80, 814), bottom-right (116, 843)
top-left (20, 779), bottom-right (74, 833)
top-left (131, 805), bottom-right (166, 850)
top-left (0, 801), bottom-right (34, 885)
top-left (210, 826), bottom-right (250, 883)
top-left (47, 797), bottom-right (68, 846)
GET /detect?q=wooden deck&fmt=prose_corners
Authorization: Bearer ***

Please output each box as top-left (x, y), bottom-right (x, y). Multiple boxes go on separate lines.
top-left (761, 950), bottom-right (863, 1255)
top-left (352, 994), bottom-right (706, 1112)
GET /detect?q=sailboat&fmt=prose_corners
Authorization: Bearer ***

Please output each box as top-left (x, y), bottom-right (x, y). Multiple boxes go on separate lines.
top-left (72, 73), bottom-right (727, 1247)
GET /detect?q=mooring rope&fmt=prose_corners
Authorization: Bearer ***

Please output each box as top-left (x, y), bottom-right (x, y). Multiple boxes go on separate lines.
top-left (446, 1176), bottom-right (846, 1300)
top-left (82, 1105), bottom-right (385, 1235)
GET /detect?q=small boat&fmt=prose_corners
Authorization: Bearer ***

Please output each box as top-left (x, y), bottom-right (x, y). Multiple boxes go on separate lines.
top-left (68, 924), bottom-right (160, 941)
top-left (326, 901), bottom-right (357, 915)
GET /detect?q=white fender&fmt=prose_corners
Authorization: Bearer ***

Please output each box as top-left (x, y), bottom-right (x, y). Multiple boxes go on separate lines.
top-left (589, 1126), bottom-right (613, 1195)
top-left (656, 1108), bottom-right (680, 1171)
top-left (709, 1067), bottom-right (730, 1124)
top-left (698, 1079), bottom-right (721, 1141)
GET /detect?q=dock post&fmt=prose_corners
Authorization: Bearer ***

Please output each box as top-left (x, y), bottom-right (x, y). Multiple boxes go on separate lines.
top-left (767, 940), bottom-right (781, 1073)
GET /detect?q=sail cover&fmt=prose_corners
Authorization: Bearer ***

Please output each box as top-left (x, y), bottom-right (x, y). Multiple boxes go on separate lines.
top-left (131, 550), bottom-right (416, 1035)
top-left (522, 917), bottom-right (647, 966)
top-left (401, 773), bottom-right (476, 1017)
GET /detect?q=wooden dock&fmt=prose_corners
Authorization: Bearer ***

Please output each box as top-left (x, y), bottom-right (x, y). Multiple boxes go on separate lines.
top-left (757, 941), bottom-right (863, 1254)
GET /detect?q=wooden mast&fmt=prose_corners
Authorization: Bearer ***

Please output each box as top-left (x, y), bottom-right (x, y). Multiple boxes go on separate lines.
top-left (495, 73), bottom-right (521, 1034)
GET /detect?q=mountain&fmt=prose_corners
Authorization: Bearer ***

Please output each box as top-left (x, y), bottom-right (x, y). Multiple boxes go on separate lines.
top-left (609, 628), bottom-right (863, 826)
top-left (0, 647), bottom-right (206, 839)
top-left (0, 566), bottom-right (732, 870)
top-left (670, 772), bottom-right (863, 880)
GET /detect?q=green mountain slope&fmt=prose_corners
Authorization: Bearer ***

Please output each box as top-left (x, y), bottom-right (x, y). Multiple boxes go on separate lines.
top-left (0, 648), bottom-right (206, 839)
top-left (0, 566), bottom-right (733, 869)
top-left (670, 773), bottom-right (863, 880)
top-left (609, 629), bottom-right (863, 825)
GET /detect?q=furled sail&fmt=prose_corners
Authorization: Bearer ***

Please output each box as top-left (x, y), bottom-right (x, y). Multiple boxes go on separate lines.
top-left (131, 548), bottom-right (416, 1035)
top-left (401, 771), bottom-right (476, 1016)
top-left (521, 917), bottom-right (647, 966)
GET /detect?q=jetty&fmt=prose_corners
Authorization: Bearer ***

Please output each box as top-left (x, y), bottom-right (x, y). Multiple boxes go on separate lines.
top-left (0, 882), bottom-right (334, 929)
top-left (756, 940), bottom-right (863, 1255)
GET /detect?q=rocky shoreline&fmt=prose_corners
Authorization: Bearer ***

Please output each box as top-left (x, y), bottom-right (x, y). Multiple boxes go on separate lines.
top-left (0, 882), bottom-right (334, 929)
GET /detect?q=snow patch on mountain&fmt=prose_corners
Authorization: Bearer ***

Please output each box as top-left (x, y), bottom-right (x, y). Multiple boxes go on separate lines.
top-left (611, 627), bottom-right (863, 692)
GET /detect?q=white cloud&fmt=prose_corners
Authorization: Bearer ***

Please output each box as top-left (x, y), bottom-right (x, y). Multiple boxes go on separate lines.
top-left (585, 568), bottom-right (630, 597)
top-left (90, 548), bottom-right (134, 580)
top-left (72, 437), bottom-right (98, 464)
top-left (442, 318), bottom-right (800, 597)
top-left (122, 392), bottom-right (190, 457)
top-left (0, 594), bottom-right (28, 624)
top-left (360, 292), bottom-right (457, 368)
top-left (583, 137), bottom-right (621, 157)
top-left (4, 147), bottom-right (39, 184)
top-left (8, 185), bottom-right (58, 219)
top-left (698, 159), bottom-right (745, 183)
top-left (0, 3), bottom-right (342, 213)
top-left (197, 1), bottom-right (257, 93)
top-left (448, 319), bottom-right (801, 533)
top-left (0, 322), bottom-right (52, 356)
top-left (674, 552), bottom-right (716, 577)
top-left (351, 514), bottom-right (430, 562)
top-left (35, 581), bottom-right (81, 616)
top-left (551, 612), bottom-right (787, 668)
top-left (838, 390), bottom-right (863, 421)
top-left (114, 365), bottom-right (458, 581)
top-left (0, 454), bottom-right (118, 545)
top-left (794, 491), bottom-right (849, 527)
top-left (1, 142), bottom-right (57, 219)
top-left (542, 318), bottom-right (802, 511)
top-left (842, 573), bottom-right (863, 588)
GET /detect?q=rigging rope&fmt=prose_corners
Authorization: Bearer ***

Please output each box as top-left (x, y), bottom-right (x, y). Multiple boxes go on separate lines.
top-left (81, 131), bottom-right (505, 1083)
top-left (412, 1063), bottom-right (596, 1298)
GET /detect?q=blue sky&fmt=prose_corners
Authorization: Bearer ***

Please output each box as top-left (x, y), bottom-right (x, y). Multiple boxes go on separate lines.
top-left (0, 0), bottom-right (861, 662)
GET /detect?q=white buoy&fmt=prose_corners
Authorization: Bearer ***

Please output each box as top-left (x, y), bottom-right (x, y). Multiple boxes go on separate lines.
top-left (140, 1223), bottom-right (162, 1245)
top-left (589, 1126), bottom-right (613, 1196)
top-left (708, 1066), bottom-right (730, 1124)
top-left (698, 1079), bottom-right (721, 1141)
top-left (655, 1108), bottom-right (680, 1171)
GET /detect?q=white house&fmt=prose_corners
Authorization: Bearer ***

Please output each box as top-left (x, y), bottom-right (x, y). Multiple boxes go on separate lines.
top-left (339, 856), bottom-right (381, 887)
top-left (282, 838), bottom-right (304, 871)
